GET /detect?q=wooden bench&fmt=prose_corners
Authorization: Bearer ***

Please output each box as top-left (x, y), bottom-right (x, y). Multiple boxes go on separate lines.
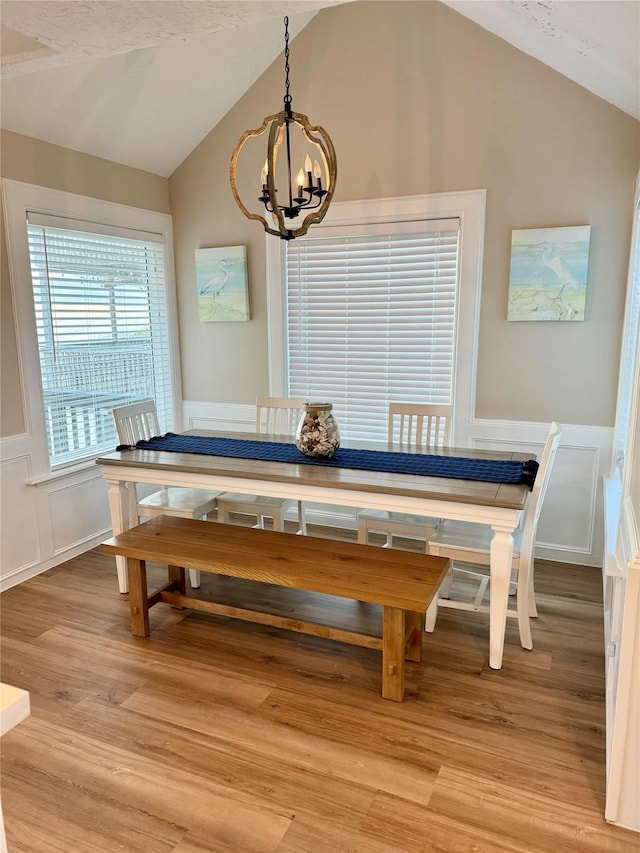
top-left (100, 516), bottom-right (449, 701)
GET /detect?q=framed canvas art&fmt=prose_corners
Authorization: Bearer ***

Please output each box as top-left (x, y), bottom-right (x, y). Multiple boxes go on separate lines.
top-left (195, 245), bottom-right (250, 322)
top-left (507, 226), bottom-right (591, 321)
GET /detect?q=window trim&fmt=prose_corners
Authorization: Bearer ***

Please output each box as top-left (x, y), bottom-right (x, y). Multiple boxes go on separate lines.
top-left (1, 179), bottom-right (182, 476)
top-left (266, 189), bottom-right (486, 444)
top-left (613, 171), bottom-right (640, 484)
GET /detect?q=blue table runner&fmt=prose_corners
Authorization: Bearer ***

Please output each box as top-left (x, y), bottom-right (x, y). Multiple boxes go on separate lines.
top-left (119, 433), bottom-right (538, 488)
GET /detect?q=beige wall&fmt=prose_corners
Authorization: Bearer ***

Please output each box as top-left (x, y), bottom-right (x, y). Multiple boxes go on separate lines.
top-left (2, 2), bottom-right (639, 436)
top-left (0, 130), bottom-right (169, 437)
top-left (169, 0), bottom-right (640, 425)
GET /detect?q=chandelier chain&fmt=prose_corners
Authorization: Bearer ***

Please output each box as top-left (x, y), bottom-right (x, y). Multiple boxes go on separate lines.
top-left (283, 16), bottom-right (292, 109)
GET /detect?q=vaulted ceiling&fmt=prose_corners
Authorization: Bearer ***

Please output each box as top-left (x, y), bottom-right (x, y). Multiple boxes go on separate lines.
top-left (1, 0), bottom-right (638, 177)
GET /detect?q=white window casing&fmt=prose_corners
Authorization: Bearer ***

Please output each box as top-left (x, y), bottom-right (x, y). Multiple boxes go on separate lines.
top-left (613, 174), bottom-right (640, 481)
top-left (2, 179), bottom-right (182, 476)
top-left (266, 190), bottom-right (486, 445)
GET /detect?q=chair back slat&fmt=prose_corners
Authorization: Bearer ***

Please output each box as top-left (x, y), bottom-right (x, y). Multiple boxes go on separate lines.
top-left (113, 400), bottom-right (161, 446)
top-left (256, 396), bottom-right (306, 436)
top-left (388, 403), bottom-right (452, 448)
top-left (520, 421), bottom-right (563, 558)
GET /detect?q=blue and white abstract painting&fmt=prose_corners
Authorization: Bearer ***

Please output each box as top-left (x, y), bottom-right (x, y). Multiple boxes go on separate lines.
top-left (195, 245), bottom-right (250, 322)
top-left (507, 226), bottom-right (591, 321)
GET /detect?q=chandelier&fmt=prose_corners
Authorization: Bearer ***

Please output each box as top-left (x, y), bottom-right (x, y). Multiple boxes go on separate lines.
top-left (230, 16), bottom-right (337, 241)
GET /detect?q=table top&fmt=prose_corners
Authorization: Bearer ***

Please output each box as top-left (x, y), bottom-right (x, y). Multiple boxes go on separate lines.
top-left (96, 430), bottom-right (532, 511)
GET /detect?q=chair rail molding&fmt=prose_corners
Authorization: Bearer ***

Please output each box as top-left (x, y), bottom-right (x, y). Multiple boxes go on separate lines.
top-left (1, 406), bottom-right (611, 587)
top-left (182, 401), bottom-right (256, 433)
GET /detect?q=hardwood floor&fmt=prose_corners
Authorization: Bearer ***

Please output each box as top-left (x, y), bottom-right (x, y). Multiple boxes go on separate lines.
top-left (1, 528), bottom-right (639, 852)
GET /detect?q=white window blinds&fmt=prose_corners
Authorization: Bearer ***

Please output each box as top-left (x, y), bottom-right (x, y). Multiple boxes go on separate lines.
top-left (26, 214), bottom-right (174, 466)
top-left (285, 218), bottom-right (460, 441)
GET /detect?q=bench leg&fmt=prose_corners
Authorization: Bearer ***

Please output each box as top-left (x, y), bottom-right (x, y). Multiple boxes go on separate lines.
top-left (127, 557), bottom-right (150, 637)
top-left (168, 564), bottom-right (187, 596)
top-left (382, 606), bottom-right (405, 701)
top-left (405, 610), bottom-right (423, 663)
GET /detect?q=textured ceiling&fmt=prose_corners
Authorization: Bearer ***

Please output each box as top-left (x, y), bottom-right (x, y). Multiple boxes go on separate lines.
top-left (1, 1), bottom-right (345, 76)
top-left (1, 0), bottom-right (638, 177)
top-left (0, 1), bottom-right (346, 176)
top-left (441, 0), bottom-right (640, 121)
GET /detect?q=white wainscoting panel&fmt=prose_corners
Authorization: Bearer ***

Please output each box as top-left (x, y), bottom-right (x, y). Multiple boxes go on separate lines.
top-left (0, 450), bottom-right (40, 575)
top-left (182, 401), bottom-right (255, 433)
top-left (1, 434), bottom-right (113, 591)
top-left (469, 421), bottom-right (611, 567)
top-left (1, 408), bottom-right (610, 589)
top-left (48, 469), bottom-right (112, 555)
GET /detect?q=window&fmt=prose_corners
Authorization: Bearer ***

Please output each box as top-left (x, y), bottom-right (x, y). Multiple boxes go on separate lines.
top-left (286, 220), bottom-right (459, 441)
top-left (613, 174), bottom-right (640, 476)
top-left (27, 215), bottom-right (173, 466)
top-left (266, 190), bottom-right (485, 444)
top-left (2, 180), bottom-right (181, 474)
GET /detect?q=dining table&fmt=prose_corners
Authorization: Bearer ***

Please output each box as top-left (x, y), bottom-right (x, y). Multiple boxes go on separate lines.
top-left (96, 430), bottom-right (535, 670)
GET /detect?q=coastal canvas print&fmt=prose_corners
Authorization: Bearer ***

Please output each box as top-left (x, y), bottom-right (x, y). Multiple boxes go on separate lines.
top-left (195, 245), bottom-right (250, 322)
top-left (507, 226), bottom-right (591, 321)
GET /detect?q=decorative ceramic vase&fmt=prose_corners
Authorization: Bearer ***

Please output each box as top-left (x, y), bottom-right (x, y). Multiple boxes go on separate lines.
top-left (295, 402), bottom-right (340, 458)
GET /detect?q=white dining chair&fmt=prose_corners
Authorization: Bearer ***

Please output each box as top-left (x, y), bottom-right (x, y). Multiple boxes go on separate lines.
top-left (215, 396), bottom-right (307, 533)
top-left (425, 421), bottom-right (563, 652)
top-left (357, 403), bottom-right (452, 547)
top-left (112, 400), bottom-right (222, 588)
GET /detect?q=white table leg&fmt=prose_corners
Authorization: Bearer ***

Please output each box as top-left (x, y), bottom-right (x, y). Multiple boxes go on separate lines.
top-left (488, 525), bottom-right (515, 670)
top-left (107, 479), bottom-right (133, 594)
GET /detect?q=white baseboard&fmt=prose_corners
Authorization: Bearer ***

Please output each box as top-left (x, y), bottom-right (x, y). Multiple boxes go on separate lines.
top-left (0, 530), bottom-right (112, 592)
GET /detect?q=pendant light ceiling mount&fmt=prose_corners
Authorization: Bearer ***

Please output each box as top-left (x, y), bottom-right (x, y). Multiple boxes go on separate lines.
top-left (230, 16), bottom-right (337, 241)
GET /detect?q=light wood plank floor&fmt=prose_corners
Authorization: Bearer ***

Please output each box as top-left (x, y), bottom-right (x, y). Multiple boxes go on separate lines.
top-left (1, 527), bottom-right (639, 852)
